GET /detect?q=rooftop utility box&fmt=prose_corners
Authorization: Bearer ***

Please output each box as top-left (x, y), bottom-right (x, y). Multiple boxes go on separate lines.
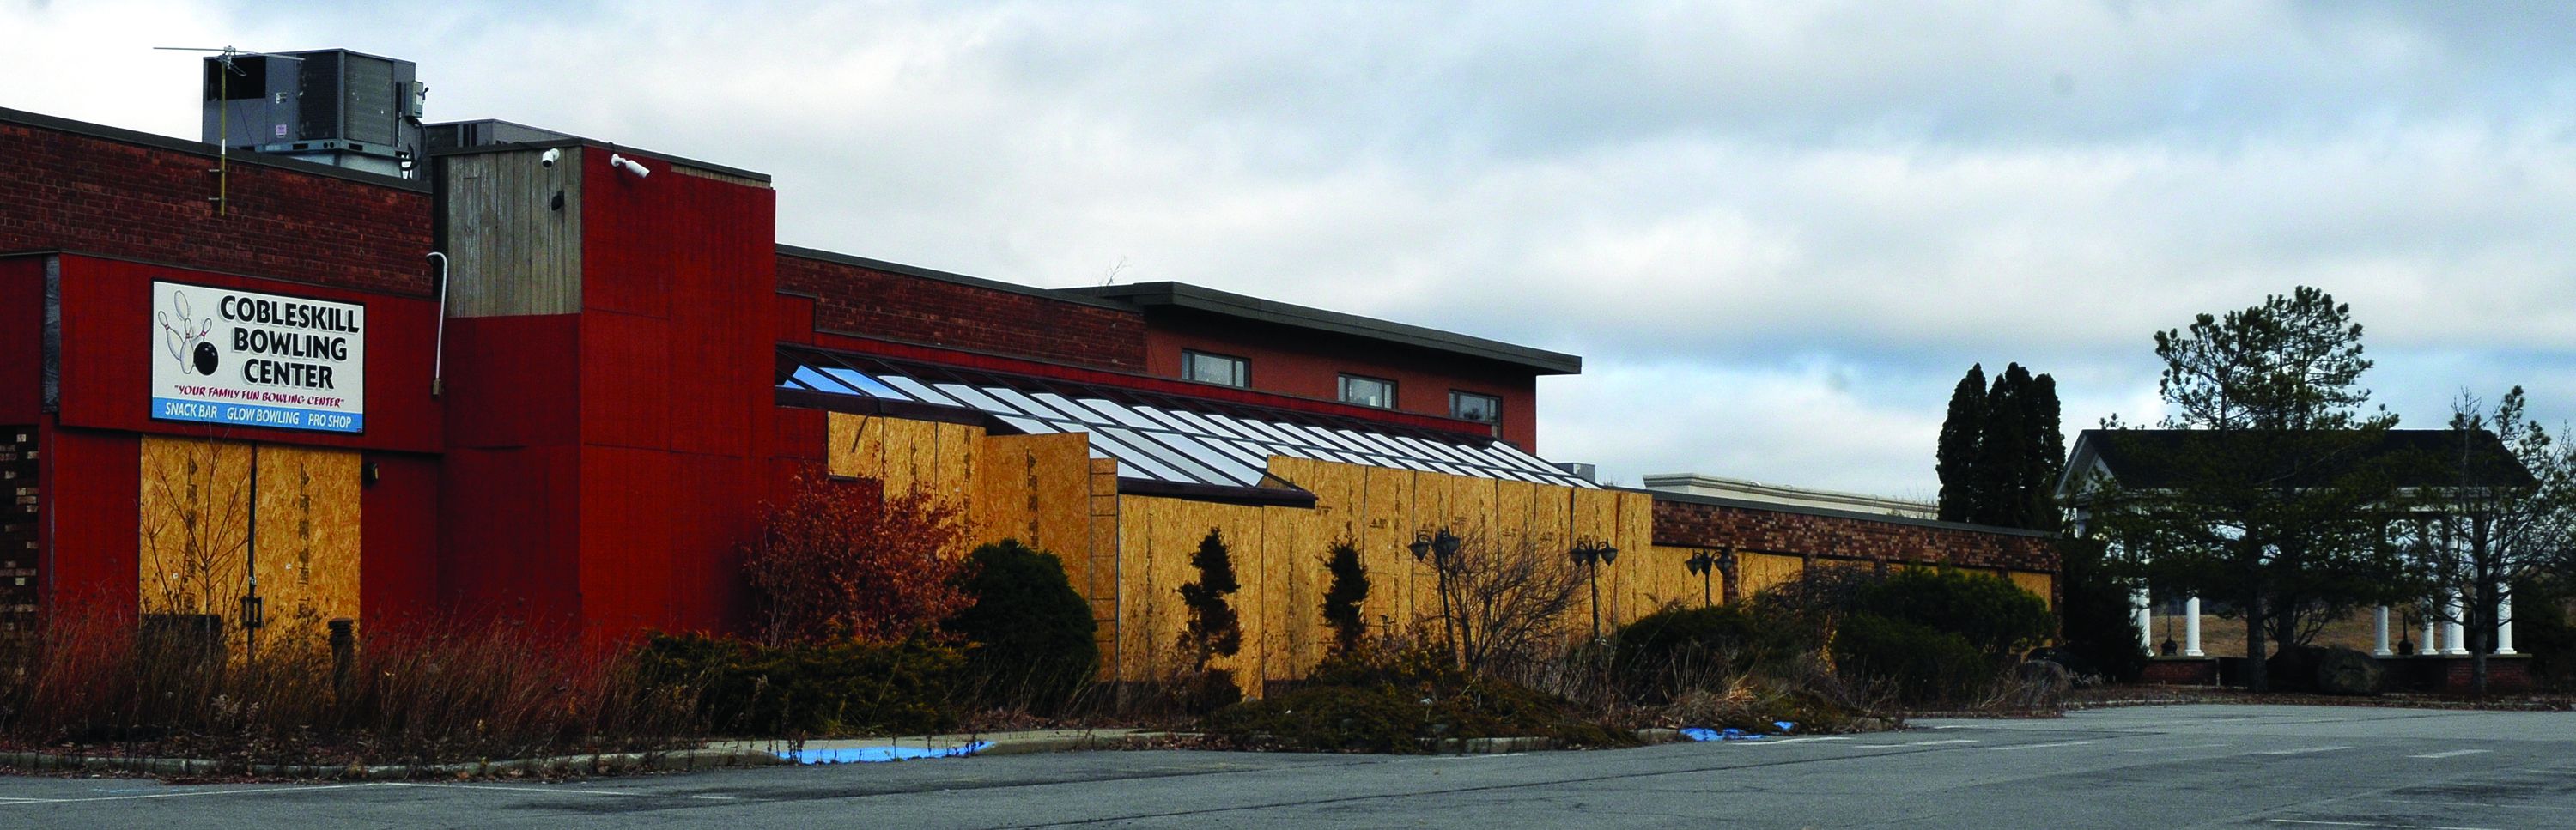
top-left (201, 49), bottom-right (425, 179)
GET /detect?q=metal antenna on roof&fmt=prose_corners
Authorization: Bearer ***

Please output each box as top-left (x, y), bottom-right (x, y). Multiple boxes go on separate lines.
top-left (155, 45), bottom-right (305, 216)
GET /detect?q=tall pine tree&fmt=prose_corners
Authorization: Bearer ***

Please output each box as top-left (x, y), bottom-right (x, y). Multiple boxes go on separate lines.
top-left (1935, 362), bottom-right (2065, 530)
top-left (1936, 364), bottom-right (1988, 523)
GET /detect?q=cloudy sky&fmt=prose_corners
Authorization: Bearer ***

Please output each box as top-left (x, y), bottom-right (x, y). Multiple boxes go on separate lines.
top-left (10, 1), bottom-right (2574, 499)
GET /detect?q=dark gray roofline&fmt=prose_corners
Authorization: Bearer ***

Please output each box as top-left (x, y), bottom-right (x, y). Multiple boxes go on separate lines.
top-left (775, 245), bottom-right (1133, 310)
top-left (2, 106), bottom-right (432, 193)
top-left (1625, 486), bottom-right (2060, 539)
top-left (1066, 282), bottom-right (1583, 375)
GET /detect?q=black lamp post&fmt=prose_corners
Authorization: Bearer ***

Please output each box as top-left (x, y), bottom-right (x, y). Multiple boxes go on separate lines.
top-left (1683, 550), bottom-right (1719, 607)
top-left (1570, 537), bottom-right (1619, 640)
top-left (1410, 528), bottom-right (1462, 667)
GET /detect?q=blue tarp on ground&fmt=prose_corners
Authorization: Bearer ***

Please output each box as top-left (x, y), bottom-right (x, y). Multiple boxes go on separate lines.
top-left (779, 741), bottom-right (993, 764)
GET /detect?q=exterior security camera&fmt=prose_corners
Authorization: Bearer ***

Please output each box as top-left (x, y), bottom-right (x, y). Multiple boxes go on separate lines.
top-left (609, 154), bottom-right (650, 179)
top-left (539, 148), bottom-right (561, 168)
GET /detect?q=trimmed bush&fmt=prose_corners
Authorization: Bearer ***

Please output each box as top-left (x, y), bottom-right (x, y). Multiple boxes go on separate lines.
top-left (1850, 568), bottom-right (2055, 660)
top-left (640, 633), bottom-right (962, 736)
top-left (1831, 613), bottom-right (1991, 706)
top-left (1611, 604), bottom-right (1799, 697)
top-left (1204, 644), bottom-right (1627, 753)
top-left (948, 540), bottom-right (1097, 713)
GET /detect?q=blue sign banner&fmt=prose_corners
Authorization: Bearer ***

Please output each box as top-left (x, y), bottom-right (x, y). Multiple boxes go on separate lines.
top-left (153, 397), bottom-right (364, 433)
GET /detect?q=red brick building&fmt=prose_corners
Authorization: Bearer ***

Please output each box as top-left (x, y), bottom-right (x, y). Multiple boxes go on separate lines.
top-left (0, 61), bottom-right (2056, 661)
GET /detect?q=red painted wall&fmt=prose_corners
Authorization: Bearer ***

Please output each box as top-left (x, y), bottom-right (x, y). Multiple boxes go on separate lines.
top-left (0, 117), bottom-right (434, 296)
top-left (28, 254), bottom-right (447, 627)
top-left (568, 150), bottom-right (777, 642)
top-left (1139, 310), bottom-right (1543, 451)
top-left (49, 256), bottom-right (445, 454)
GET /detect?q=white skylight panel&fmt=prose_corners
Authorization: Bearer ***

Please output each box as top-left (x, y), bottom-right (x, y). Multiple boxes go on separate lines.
top-left (1339, 429), bottom-right (1413, 457)
top-left (1206, 439), bottom-right (1273, 471)
top-left (821, 367), bottom-right (908, 399)
top-left (1394, 457), bottom-right (1434, 472)
top-left (878, 374), bottom-right (963, 407)
top-left (1078, 398), bottom-right (1163, 431)
top-left (1131, 407), bottom-right (1206, 435)
top-left (933, 383), bottom-right (1012, 413)
top-left (787, 367), bottom-right (860, 396)
top-left (1097, 425), bottom-right (1226, 484)
top-left (1428, 461), bottom-right (1470, 477)
top-left (1192, 412), bottom-right (1264, 440)
top-left (1229, 418), bottom-right (1301, 445)
top-left (1034, 392), bottom-right (1113, 425)
top-left (1145, 432), bottom-right (1263, 486)
top-left (984, 386), bottom-right (1072, 420)
top-left (1081, 430), bottom-right (1190, 482)
top-left (1485, 441), bottom-right (1565, 475)
top-left (994, 415), bottom-right (1056, 435)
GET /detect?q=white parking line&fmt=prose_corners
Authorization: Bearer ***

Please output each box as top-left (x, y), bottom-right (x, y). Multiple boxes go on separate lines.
top-left (2254, 746), bottom-right (2351, 755)
top-left (1987, 741), bottom-right (2093, 751)
top-left (2123, 742), bottom-right (2231, 753)
top-left (2266, 819), bottom-right (2504, 830)
top-left (1747, 736), bottom-right (1852, 747)
top-left (1899, 739), bottom-right (1979, 747)
top-left (0, 783), bottom-right (374, 806)
top-left (2408, 749), bottom-right (2492, 760)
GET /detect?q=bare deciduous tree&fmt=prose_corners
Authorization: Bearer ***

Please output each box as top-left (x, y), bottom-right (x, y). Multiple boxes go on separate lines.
top-left (1418, 529), bottom-right (1585, 676)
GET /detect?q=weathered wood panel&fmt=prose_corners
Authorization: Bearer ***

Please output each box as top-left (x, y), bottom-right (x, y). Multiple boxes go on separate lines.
top-left (440, 148), bottom-right (581, 318)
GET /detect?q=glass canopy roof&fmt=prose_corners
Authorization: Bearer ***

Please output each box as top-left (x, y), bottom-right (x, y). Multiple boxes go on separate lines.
top-left (776, 347), bottom-right (1597, 491)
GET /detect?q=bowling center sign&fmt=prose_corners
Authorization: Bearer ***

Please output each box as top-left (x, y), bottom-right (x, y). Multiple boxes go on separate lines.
top-left (149, 282), bottom-right (367, 433)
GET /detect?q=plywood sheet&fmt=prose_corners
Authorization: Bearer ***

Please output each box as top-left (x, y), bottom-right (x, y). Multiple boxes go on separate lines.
top-left (1737, 552), bottom-right (1806, 598)
top-left (251, 446), bottom-right (361, 654)
top-left (2009, 571), bottom-right (2055, 609)
top-left (137, 437), bottom-right (253, 625)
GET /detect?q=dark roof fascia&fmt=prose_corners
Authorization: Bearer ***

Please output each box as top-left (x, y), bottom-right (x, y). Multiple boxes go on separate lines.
top-left (1068, 282), bottom-right (1583, 375)
top-left (426, 135), bottom-right (772, 184)
top-left (775, 246), bottom-right (1131, 310)
top-left (1629, 486), bottom-right (2059, 540)
top-left (1116, 477), bottom-right (1319, 508)
top-left (2, 106), bottom-right (432, 193)
top-left (2064, 428), bottom-right (2536, 494)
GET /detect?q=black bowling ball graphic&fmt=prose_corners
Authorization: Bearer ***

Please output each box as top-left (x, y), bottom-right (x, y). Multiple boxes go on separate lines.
top-left (192, 341), bottom-right (220, 376)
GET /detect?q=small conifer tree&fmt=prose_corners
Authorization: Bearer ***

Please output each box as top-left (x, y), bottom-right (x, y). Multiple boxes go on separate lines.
top-left (1320, 537), bottom-right (1370, 655)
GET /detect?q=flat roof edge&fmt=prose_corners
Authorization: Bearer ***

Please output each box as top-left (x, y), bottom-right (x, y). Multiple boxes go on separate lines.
top-left (3, 106), bottom-right (433, 194)
top-left (1626, 487), bottom-right (2059, 539)
top-left (776, 245), bottom-right (1133, 310)
top-left (1068, 282), bottom-right (1581, 374)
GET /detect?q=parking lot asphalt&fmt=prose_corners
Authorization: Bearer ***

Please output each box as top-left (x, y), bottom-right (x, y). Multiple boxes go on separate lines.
top-left (4, 704), bottom-right (2570, 829)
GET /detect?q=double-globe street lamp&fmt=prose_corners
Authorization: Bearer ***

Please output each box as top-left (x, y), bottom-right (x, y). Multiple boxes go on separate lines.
top-left (1570, 537), bottom-right (1619, 640)
top-left (1683, 549), bottom-right (1720, 607)
top-left (1409, 529), bottom-right (1463, 667)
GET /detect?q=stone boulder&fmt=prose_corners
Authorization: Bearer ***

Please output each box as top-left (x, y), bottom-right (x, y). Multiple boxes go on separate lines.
top-left (2014, 659), bottom-right (2073, 706)
top-left (2267, 645), bottom-right (2383, 695)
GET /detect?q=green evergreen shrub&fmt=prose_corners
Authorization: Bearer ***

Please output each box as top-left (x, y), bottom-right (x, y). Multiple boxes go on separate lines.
top-left (1831, 613), bottom-right (1991, 706)
top-left (1320, 538), bottom-right (1370, 656)
top-left (948, 540), bottom-right (1098, 713)
top-left (1175, 528), bottom-right (1244, 710)
top-left (640, 633), bottom-right (962, 736)
top-left (1610, 604), bottom-right (1799, 697)
top-left (1851, 567), bottom-right (2055, 659)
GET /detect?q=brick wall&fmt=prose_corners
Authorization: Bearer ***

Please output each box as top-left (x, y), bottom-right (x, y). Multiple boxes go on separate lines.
top-left (777, 252), bottom-right (1145, 371)
top-left (0, 115), bottom-right (434, 296)
top-left (1652, 496), bottom-right (2059, 573)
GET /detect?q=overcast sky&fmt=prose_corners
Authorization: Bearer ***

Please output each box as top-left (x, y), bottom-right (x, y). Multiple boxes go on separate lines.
top-left (11, 1), bottom-right (2574, 500)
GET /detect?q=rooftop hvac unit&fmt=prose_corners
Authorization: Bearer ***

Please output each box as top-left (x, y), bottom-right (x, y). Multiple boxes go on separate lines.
top-left (201, 49), bottom-right (425, 179)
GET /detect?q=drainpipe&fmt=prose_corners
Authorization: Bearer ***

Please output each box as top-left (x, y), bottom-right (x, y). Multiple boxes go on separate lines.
top-left (427, 251), bottom-right (449, 397)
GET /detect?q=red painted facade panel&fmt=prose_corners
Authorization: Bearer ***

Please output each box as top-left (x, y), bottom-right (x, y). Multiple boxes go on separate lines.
top-left (39, 425), bottom-right (138, 612)
top-left (50, 256), bottom-right (445, 453)
top-left (442, 315), bottom-right (581, 449)
top-left (437, 445), bottom-right (580, 629)
top-left (361, 451), bottom-right (440, 630)
top-left (577, 312), bottom-right (671, 452)
top-left (576, 445), bottom-right (674, 638)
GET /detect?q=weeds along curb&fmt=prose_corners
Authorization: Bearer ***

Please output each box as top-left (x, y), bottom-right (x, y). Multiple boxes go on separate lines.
top-left (0, 748), bottom-right (788, 780)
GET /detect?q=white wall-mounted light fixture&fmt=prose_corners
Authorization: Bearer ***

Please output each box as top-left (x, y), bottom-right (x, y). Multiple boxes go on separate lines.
top-left (609, 154), bottom-right (651, 178)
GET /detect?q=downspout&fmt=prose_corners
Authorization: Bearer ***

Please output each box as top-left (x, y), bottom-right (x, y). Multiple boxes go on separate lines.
top-left (427, 251), bottom-right (449, 397)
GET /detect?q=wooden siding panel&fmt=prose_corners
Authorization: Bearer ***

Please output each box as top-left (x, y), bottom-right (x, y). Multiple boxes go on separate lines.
top-left (441, 148), bottom-right (580, 318)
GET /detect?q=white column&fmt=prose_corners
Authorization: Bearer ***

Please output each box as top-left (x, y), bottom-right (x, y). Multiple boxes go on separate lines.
top-left (2372, 606), bottom-right (2391, 657)
top-left (2133, 585), bottom-right (2153, 653)
top-left (2444, 590), bottom-right (2470, 656)
top-left (2183, 597), bottom-right (2204, 657)
top-left (2496, 592), bottom-right (2517, 655)
top-left (2420, 611), bottom-right (2438, 657)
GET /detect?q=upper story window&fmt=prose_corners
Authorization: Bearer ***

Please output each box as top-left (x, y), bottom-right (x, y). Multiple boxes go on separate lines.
top-left (1339, 374), bottom-right (1396, 409)
top-left (1450, 391), bottom-right (1502, 425)
top-left (1182, 350), bottom-right (1248, 387)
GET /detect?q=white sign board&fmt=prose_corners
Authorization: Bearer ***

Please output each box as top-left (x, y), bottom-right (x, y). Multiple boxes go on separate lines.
top-left (149, 282), bottom-right (366, 433)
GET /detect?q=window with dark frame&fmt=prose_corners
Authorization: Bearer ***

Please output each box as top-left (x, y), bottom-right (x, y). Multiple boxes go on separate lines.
top-left (1450, 391), bottom-right (1502, 424)
top-left (1182, 350), bottom-right (1248, 387)
top-left (1338, 374), bottom-right (1396, 409)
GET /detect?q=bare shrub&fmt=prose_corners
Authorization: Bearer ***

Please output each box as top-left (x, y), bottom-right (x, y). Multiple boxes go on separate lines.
top-left (1419, 530), bottom-right (1585, 676)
